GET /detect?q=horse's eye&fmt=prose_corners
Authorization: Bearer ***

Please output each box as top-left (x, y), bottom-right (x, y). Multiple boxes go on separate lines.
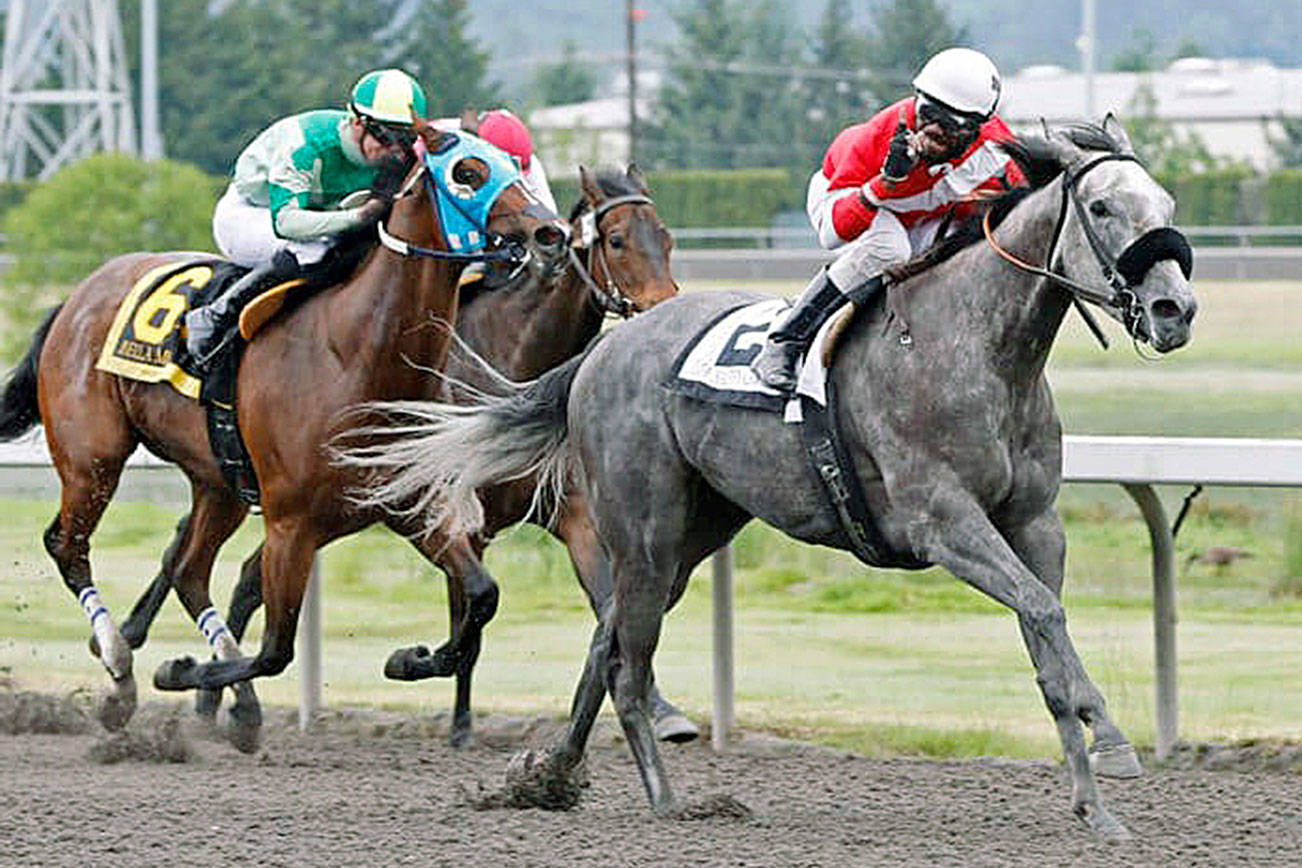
top-left (1089, 200), bottom-right (1111, 218)
top-left (452, 160), bottom-right (480, 186)
top-left (608, 234), bottom-right (625, 250)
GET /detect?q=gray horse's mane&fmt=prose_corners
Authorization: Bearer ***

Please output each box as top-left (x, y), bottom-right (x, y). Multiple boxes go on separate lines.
top-left (892, 121), bottom-right (1129, 279)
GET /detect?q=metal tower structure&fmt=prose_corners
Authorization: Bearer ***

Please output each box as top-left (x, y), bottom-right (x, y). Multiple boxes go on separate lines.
top-left (0, 0), bottom-right (138, 181)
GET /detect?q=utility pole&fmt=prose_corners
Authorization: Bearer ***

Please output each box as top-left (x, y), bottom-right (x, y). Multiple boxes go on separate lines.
top-left (140, 0), bottom-right (162, 159)
top-left (625, 0), bottom-right (638, 165)
top-left (1077, 0), bottom-right (1097, 120)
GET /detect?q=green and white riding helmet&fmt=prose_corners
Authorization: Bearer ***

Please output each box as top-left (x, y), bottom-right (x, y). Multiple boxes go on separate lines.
top-left (349, 69), bottom-right (428, 146)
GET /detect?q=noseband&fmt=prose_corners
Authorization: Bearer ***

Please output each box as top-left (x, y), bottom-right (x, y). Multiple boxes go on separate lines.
top-left (984, 152), bottom-right (1193, 342)
top-left (568, 193), bottom-right (655, 318)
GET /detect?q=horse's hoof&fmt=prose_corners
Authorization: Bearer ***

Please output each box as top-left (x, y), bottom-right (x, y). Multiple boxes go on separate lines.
top-left (449, 724), bottom-right (475, 750)
top-left (654, 712), bottom-right (700, 744)
top-left (153, 656), bottom-right (198, 691)
top-left (97, 675), bottom-right (137, 731)
top-left (1090, 742), bottom-right (1144, 779)
top-left (504, 749), bottom-right (585, 811)
top-left (226, 687), bottom-right (262, 755)
top-left (194, 688), bottom-right (221, 723)
top-left (1077, 802), bottom-right (1132, 842)
top-left (384, 645), bottom-right (446, 680)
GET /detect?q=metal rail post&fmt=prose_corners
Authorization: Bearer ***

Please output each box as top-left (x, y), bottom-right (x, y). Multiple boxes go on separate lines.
top-left (1122, 483), bottom-right (1178, 759)
top-left (711, 546), bottom-right (735, 751)
top-left (297, 558), bottom-right (322, 731)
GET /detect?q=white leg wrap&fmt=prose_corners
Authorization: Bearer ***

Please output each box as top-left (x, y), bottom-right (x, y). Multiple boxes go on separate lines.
top-left (79, 587), bottom-right (130, 680)
top-left (197, 606), bottom-right (241, 661)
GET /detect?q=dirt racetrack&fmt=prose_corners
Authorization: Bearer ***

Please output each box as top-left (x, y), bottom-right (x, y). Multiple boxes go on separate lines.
top-left (2, 688), bottom-right (1301, 868)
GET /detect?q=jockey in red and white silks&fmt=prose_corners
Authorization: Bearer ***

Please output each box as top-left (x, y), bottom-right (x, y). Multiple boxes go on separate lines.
top-left (752, 47), bottom-right (1028, 392)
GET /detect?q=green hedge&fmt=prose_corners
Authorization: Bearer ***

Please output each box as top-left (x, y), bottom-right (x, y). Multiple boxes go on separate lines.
top-left (1263, 169), bottom-right (1302, 225)
top-left (550, 167), bottom-right (805, 229)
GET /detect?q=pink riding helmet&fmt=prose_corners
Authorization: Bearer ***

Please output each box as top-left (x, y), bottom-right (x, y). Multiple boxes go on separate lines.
top-left (477, 109), bottom-right (533, 172)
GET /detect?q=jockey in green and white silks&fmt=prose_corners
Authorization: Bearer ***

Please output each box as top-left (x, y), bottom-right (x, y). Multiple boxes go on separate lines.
top-left (185, 68), bottom-right (428, 369)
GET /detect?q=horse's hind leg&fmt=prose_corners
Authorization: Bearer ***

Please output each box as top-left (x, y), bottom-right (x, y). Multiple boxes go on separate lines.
top-left (554, 495), bottom-right (698, 743)
top-left (118, 512), bottom-right (191, 648)
top-left (161, 486), bottom-right (258, 751)
top-left (43, 445), bottom-right (136, 730)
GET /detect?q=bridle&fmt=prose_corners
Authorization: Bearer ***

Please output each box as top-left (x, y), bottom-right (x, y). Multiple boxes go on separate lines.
top-left (984, 151), bottom-right (1193, 345)
top-left (567, 193), bottom-right (655, 318)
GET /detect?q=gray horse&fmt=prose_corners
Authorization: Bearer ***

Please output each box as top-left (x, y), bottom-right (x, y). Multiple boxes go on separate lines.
top-left (337, 118), bottom-right (1197, 839)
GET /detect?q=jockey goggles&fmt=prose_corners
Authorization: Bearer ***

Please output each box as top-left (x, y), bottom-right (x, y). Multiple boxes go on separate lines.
top-left (360, 116), bottom-right (417, 152)
top-left (915, 93), bottom-right (986, 137)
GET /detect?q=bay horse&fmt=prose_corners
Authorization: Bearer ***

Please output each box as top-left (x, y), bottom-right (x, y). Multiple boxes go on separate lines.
top-left (336, 118), bottom-right (1197, 839)
top-left (0, 119), bottom-right (570, 749)
top-left (188, 164), bottom-right (694, 746)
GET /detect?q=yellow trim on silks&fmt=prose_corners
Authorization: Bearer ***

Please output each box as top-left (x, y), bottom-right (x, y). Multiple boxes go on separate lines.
top-left (95, 261), bottom-right (214, 400)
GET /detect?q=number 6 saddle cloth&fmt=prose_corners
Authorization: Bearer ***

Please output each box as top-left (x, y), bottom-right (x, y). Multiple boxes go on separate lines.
top-left (94, 257), bottom-right (306, 399)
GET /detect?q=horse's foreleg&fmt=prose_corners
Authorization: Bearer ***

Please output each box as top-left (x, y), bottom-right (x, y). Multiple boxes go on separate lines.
top-left (554, 497), bottom-right (699, 743)
top-left (154, 518), bottom-right (315, 694)
top-left (1006, 510), bottom-right (1141, 779)
top-left (912, 492), bottom-right (1130, 840)
top-left (196, 543), bottom-right (264, 723)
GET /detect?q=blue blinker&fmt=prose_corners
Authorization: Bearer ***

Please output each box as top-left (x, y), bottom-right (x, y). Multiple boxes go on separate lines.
top-left (422, 131), bottom-right (522, 253)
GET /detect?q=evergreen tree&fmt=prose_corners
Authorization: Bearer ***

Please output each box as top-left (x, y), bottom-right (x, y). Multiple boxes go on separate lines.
top-left (803, 0), bottom-right (872, 164)
top-left (394, 0), bottom-right (501, 117)
top-left (646, 0), bottom-right (806, 170)
top-left (862, 0), bottom-right (967, 95)
top-left (533, 41), bottom-right (597, 106)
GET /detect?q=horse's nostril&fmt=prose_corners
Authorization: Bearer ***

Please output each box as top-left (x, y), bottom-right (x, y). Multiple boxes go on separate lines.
top-left (534, 225), bottom-right (566, 249)
top-left (1151, 298), bottom-right (1183, 321)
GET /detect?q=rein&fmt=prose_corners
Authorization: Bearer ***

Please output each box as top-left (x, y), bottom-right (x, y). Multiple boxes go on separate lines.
top-left (569, 193), bottom-right (654, 318)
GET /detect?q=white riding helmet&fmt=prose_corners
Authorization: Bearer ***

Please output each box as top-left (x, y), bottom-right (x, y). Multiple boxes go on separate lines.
top-left (912, 47), bottom-right (1002, 119)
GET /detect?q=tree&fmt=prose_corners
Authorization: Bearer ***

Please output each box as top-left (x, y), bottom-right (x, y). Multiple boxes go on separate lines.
top-left (1110, 29), bottom-right (1161, 72)
top-left (1124, 81), bottom-right (1221, 176)
top-left (802, 0), bottom-right (872, 166)
top-left (646, 0), bottom-right (807, 171)
top-left (862, 0), bottom-right (967, 96)
top-left (533, 40), bottom-right (597, 106)
top-left (393, 0), bottom-right (501, 117)
top-left (1267, 116), bottom-right (1302, 168)
top-left (1, 154), bottom-right (219, 358)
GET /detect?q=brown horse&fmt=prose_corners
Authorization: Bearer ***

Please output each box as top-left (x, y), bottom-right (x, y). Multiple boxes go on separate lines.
top-left (0, 119), bottom-right (570, 748)
top-left (193, 165), bottom-right (691, 747)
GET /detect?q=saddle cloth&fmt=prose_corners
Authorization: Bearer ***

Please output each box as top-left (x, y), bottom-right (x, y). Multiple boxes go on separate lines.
top-left (94, 257), bottom-right (304, 399)
top-left (666, 297), bottom-right (839, 419)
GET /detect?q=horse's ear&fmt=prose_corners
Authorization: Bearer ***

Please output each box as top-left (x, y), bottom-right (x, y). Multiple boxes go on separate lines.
top-left (459, 109), bottom-right (480, 136)
top-left (1101, 112), bottom-right (1135, 155)
top-left (626, 162), bottom-right (650, 194)
top-left (579, 164), bottom-right (604, 205)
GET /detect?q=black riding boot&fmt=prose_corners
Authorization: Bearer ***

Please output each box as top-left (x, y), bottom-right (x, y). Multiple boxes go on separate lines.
top-left (750, 270), bottom-right (883, 392)
top-left (184, 249), bottom-right (299, 372)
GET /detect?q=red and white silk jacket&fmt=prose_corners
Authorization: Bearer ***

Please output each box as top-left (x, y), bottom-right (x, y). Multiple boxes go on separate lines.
top-left (807, 97), bottom-right (1027, 249)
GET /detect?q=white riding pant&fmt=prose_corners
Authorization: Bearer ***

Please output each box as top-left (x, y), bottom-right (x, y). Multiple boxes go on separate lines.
top-left (826, 209), bottom-right (943, 291)
top-left (212, 184), bottom-right (331, 268)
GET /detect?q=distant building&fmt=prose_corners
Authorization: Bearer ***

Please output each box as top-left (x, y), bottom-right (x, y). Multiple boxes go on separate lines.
top-left (1000, 58), bottom-right (1302, 170)
top-left (530, 58), bottom-right (1302, 175)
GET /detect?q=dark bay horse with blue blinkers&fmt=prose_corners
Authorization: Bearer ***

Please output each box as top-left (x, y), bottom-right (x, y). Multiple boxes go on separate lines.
top-left (337, 118), bottom-right (1197, 839)
top-left (0, 119), bottom-right (569, 750)
top-left (189, 164), bottom-right (693, 747)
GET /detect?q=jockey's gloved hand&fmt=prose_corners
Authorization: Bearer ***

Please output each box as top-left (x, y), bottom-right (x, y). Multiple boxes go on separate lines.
top-left (355, 196), bottom-right (389, 224)
top-left (881, 107), bottom-right (916, 184)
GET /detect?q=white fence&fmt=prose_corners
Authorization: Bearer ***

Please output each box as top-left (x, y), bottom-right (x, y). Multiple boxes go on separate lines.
top-left (4, 434), bottom-right (1302, 755)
